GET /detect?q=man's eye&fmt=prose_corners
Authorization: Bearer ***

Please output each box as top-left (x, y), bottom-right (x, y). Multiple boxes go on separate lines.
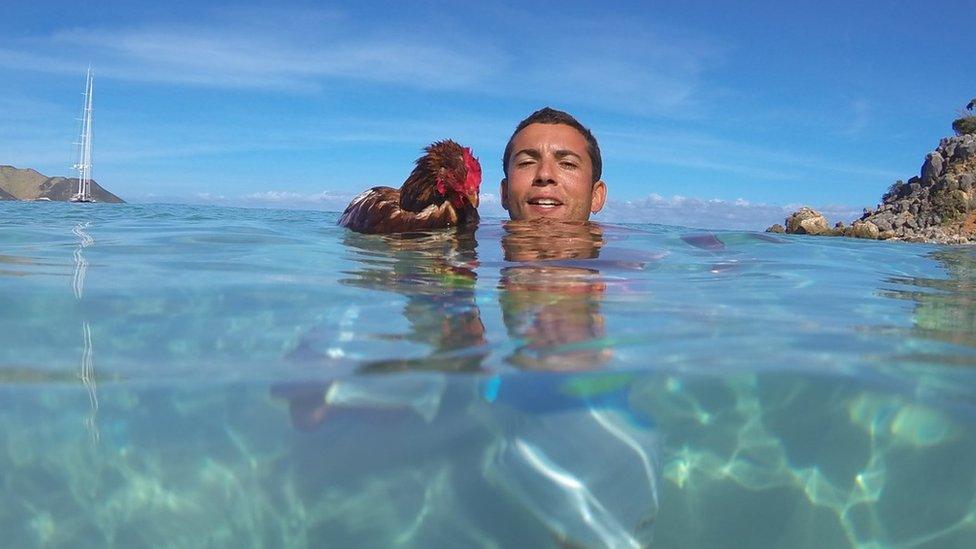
top-left (560, 162), bottom-right (578, 169)
top-left (517, 160), bottom-right (534, 167)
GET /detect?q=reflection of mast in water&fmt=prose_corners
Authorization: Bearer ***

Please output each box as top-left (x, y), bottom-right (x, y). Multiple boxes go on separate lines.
top-left (73, 221), bottom-right (98, 443)
top-left (72, 221), bottom-right (92, 299)
top-left (80, 321), bottom-right (99, 443)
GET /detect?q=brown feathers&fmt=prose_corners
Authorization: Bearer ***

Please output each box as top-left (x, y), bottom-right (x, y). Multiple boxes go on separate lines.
top-left (337, 186), bottom-right (466, 234)
top-left (338, 140), bottom-right (481, 234)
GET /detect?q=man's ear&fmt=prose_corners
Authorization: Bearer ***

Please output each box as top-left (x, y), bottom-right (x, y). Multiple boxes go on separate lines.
top-left (590, 180), bottom-right (607, 213)
top-left (500, 178), bottom-right (510, 211)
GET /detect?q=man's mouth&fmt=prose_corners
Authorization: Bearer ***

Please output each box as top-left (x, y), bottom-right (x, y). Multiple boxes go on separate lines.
top-left (527, 197), bottom-right (563, 208)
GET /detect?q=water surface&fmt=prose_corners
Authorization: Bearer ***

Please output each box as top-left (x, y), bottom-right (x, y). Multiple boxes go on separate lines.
top-left (2, 202), bottom-right (975, 548)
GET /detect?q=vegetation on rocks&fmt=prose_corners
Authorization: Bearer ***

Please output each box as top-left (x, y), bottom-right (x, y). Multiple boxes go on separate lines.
top-left (882, 180), bottom-right (906, 202)
top-left (953, 116), bottom-right (976, 136)
top-left (931, 188), bottom-right (970, 223)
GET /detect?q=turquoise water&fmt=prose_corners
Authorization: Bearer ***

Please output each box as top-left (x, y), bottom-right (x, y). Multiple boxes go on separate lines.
top-left (2, 202), bottom-right (976, 548)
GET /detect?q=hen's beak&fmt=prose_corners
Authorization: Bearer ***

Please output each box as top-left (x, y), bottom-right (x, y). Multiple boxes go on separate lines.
top-left (467, 191), bottom-right (480, 208)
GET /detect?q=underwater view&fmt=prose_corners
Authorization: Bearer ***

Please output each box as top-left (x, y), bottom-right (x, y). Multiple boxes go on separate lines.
top-left (2, 201), bottom-right (976, 548)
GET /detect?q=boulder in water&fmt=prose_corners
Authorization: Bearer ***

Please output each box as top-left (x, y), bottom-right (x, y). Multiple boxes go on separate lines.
top-left (784, 207), bottom-right (829, 235)
top-left (851, 220), bottom-right (880, 240)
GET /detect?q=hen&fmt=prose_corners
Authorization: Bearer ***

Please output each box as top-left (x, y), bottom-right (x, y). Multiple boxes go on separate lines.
top-left (338, 140), bottom-right (481, 234)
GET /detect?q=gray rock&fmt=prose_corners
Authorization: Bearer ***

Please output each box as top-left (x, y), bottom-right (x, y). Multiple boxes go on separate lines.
top-left (872, 215), bottom-right (894, 232)
top-left (766, 224), bottom-right (785, 234)
top-left (944, 140), bottom-right (958, 159)
top-left (893, 212), bottom-right (914, 228)
top-left (921, 152), bottom-right (944, 182)
top-left (954, 141), bottom-right (976, 161)
top-left (933, 175), bottom-right (960, 193)
top-left (959, 174), bottom-right (974, 193)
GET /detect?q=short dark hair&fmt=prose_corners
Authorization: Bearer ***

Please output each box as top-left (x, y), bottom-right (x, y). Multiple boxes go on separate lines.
top-left (502, 107), bottom-right (602, 183)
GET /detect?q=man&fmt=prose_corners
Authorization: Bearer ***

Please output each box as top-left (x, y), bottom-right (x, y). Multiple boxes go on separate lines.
top-left (501, 107), bottom-right (607, 221)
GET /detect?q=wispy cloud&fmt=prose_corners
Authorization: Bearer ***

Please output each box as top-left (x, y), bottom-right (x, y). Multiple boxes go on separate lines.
top-left (841, 99), bottom-right (871, 136)
top-left (0, 6), bottom-right (720, 115)
top-left (0, 95), bottom-right (68, 121)
top-left (602, 127), bottom-right (904, 182)
top-left (0, 24), bottom-right (497, 93)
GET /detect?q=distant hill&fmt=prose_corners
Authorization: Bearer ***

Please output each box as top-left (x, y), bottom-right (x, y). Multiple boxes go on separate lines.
top-left (0, 165), bottom-right (124, 203)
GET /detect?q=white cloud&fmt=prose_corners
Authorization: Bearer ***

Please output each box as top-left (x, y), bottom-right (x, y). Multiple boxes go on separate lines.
top-left (243, 191), bottom-right (306, 201)
top-left (132, 189), bottom-right (859, 232)
top-left (594, 195), bottom-right (861, 231)
top-left (242, 190), bottom-right (354, 205)
top-left (478, 192), bottom-right (500, 205)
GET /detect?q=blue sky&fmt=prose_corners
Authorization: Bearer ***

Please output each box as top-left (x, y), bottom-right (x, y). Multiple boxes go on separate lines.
top-left (2, 0), bottom-right (974, 228)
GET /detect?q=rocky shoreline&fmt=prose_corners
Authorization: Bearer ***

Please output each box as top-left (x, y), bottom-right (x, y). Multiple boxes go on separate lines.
top-left (769, 122), bottom-right (976, 245)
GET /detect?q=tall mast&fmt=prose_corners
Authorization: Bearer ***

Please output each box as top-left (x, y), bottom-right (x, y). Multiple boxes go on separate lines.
top-left (72, 67), bottom-right (94, 202)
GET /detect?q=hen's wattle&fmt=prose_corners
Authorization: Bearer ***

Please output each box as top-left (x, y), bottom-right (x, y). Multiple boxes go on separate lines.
top-left (338, 140), bottom-right (481, 234)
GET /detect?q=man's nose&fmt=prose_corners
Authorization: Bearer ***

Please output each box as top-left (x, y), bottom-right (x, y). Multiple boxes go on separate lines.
top-left (533, 157), bottom-right (556, 186)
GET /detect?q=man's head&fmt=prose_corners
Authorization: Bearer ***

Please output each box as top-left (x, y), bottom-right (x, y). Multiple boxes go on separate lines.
top-left (501, 107), bottom-right (606, 221)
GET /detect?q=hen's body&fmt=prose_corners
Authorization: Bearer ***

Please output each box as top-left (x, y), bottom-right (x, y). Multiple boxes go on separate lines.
top-left (338, 140), bottom-right (481, 234)
top-left (338, 186), bottom-right (479, 234)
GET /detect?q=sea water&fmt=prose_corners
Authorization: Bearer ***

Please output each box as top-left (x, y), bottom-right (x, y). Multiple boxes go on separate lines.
top-left (1, 201), bottom-right (975, 548)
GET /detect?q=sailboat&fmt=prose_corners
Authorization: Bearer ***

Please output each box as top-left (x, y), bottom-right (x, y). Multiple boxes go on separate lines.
top-left (70, 67), bottom-right (95, 203)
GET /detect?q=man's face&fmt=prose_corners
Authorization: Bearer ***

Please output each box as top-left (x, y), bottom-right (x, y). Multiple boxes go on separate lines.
top-left (501, 123), bottom-right (606, 221)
